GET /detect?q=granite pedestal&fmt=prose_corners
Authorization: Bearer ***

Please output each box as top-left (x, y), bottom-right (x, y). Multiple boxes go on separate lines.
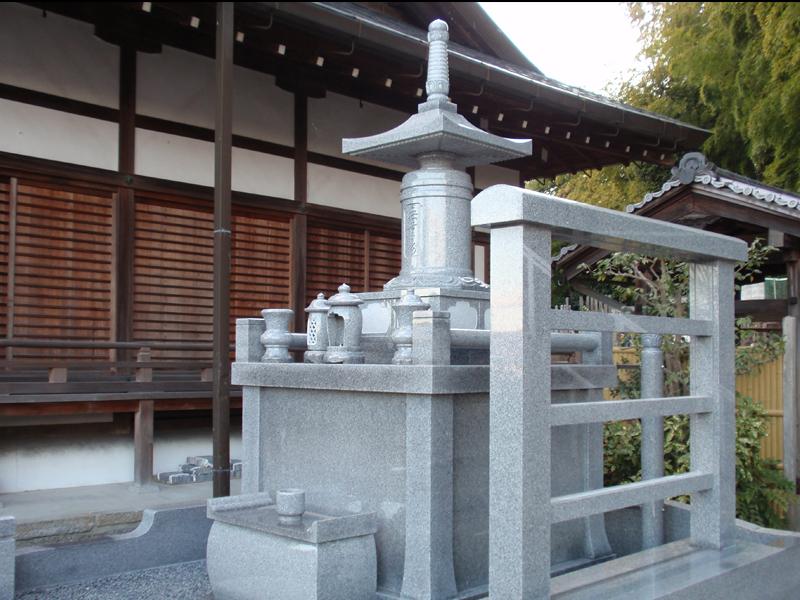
top-left (232, 319), bottom-right (616, 598)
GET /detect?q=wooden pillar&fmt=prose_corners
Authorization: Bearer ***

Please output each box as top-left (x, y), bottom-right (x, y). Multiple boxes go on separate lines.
top-left (132, 348), bottom-right (156, 490)
top-left (113, 44), bottom-right (136, 364)
top-left (118, 45), bottom-right (136, 175)
top-left (111, 190), bottom-right (135, 363)
top-left (133, 400), bottom-right (155, 489)
top-left (212, 1), bottom-right (234, 498)
top-left (291, 92), bottom-right (308, 330)
top-left (363, 229), bottom-right (371, 292)
top-left (5, 178), bottom-right (17, 361)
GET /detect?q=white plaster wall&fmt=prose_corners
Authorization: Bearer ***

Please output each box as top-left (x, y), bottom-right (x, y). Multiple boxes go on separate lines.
top-left (232, 146), bottom-right (294, 199)
top-left (0, 99), bottom-right (118, 170)
top-left (135, 129), bottom-right (294, 198)
top-left (308, 92), bottom-right (409, 172)
top-left (308, 163), bottom-right (400, 218)
top-left (138, 45), bottom-right (294, 146)
top-left (137, 45), bottom-right (214, 130)
top-left (0, 3), bottom-right (119, 107)
top-left (0, 428), bottom-right (242, 493)
top-left (135, 129), bottom-right (214, 187)
top-left (475, 164), bottom-right (519, 190)
top-left (232, 65), bottom-right (294, 147)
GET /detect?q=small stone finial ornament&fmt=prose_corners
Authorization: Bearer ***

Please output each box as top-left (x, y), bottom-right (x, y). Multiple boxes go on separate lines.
top-left (641, 334), bottom-right (662, 349)
top-left (425, 20), bottom-right (450, 105)
top-left (391, 292), bottom-right (431, 364)
top-left (304, 293), bottom-right (330, 363)
top-left (323, 283), bottom-right (365, 364)
top-left (260, 308), bottom-right (294, 363)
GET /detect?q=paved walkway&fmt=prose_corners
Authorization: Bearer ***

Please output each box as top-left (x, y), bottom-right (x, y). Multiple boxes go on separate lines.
top-left (15, 560), bottom-right (211, 599)
top-left (1, 480), bottom-right (241, 525)
top-left (1, 479), bottom-right (240, 545)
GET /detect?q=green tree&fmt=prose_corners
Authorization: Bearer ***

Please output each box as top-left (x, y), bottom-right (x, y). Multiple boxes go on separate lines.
top-left (529, 2), bottom-right (800, 205)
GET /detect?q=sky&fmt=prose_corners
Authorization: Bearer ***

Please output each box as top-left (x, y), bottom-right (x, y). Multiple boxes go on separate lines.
top-left (478, 2), bottom-right (645, 96)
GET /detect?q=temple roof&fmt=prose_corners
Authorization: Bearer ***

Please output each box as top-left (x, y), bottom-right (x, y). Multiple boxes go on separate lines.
top-left (626, 153), bottom-right (800, 218)
top-left (29, 1), bottom-right (712, 177)
top-left (322, 2), bottom-right (709, 138)
top-left (556, 153), bottom-right (800, 280)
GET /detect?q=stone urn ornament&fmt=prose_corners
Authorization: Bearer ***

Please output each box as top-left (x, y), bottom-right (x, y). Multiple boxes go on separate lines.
top-left (260, 308), bottom-right (294, 363)
top-left (391, 292), bottom-right (430, 364)
top-left (323, 283), bottom-right (365, 364)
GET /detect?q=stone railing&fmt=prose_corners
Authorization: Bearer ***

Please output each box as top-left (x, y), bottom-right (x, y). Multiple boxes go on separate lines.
top-left (472, 184), bottom-right (747, 599)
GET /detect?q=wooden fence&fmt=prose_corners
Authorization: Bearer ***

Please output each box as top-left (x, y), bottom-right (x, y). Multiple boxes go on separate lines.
top-left (737, 356), bottom-right (783, 462)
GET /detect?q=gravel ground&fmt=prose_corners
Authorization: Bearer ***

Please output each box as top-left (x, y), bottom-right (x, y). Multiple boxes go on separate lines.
top-left (15, 560), bottom-right (212, 600)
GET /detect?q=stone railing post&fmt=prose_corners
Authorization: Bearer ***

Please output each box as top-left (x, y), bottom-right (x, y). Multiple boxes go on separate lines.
top-left (580, 331), bottom-right (614, 559)
top-left (488, 223), bottom-right (552, 599)
top-left (782, 315), bottom-right (799, 529)
top-left (401, 310), bottom-right (456, 599)
top-left (689, 260), bottom-right (736, 548)
top-left (235, 318), bottom-right (266, 363)
top-left (640, 333), bottom-right (665, 548)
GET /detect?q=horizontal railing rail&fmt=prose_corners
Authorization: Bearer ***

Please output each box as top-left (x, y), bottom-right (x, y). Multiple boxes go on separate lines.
top-left (472, 184), bottom-right (747, 262)
top-left (0, 339), bottom-right (216, 350)
top-left (551, 472), bottom-right (715, 524)
top-left (449, 329), bottom-right (600, 353)
top-left (548, 310), bottom-right (712, 336)
top-left (550, 395), bottom-right (713, 427)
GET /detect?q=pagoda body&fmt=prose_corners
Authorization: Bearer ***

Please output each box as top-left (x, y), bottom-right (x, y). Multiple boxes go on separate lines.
top-left (344, 20), bottom-right (532, 343)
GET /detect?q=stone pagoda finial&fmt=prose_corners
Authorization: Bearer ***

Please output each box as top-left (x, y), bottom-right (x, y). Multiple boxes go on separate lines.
top-left (425, 20), bottom-right (450, 105)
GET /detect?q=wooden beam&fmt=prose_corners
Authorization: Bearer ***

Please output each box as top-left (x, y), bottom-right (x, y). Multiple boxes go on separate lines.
top-left (735, 299), bottom-right (788, 321)
top-left (0, 398), bottom-right (244, 417)
top-left (0, 83), bottom-right (407, 182)
top-left (212, 1), bottom-right (234, 499)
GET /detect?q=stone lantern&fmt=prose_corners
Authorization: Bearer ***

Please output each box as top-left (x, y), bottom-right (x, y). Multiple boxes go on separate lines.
top-left (304, 293), bottom-right (330, 363)
top-left (324, 284), bottom-right (365, 364)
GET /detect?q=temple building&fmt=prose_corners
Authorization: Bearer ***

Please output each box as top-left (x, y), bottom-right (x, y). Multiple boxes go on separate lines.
top-left (0, 2), bottom-right (708, 492)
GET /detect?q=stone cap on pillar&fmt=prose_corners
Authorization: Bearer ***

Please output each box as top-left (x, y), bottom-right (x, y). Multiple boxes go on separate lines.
top-left (342, 20), bottom-right (532, 169)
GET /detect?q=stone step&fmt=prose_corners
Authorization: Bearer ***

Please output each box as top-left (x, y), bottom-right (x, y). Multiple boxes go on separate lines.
top-left (157, 458), bottom-right (242, 485)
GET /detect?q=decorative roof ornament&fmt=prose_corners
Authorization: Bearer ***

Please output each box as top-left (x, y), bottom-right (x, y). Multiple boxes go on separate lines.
top-left (342, 20), bottom-right (532, 291)
top-left (672, 151), bottom-right (717, 185)
top-left (626, 151), bottom-right (800, 215)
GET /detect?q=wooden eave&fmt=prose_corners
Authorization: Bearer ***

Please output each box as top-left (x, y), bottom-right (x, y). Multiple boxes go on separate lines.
top-left (25, 1), bottom-right (709, 178)
top-left (558, 182), bottom-right (800, 281)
